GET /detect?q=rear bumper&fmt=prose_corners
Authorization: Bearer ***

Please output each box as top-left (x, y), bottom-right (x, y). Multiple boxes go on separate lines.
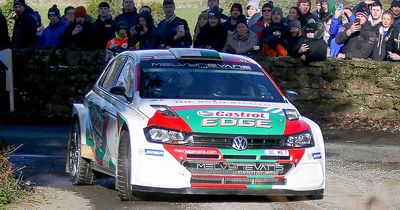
top-left (133, 185), bottom-right (324, 196)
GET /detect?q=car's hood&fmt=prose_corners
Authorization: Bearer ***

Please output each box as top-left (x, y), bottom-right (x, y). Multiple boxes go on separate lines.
top-left (138, 99), bottom-right (300, 135)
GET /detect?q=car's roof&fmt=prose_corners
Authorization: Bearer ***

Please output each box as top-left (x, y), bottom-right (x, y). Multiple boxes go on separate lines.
top-left (118, 48), bottom-right (258, 64)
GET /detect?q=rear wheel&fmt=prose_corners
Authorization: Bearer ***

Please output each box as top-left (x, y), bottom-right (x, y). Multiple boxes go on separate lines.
top-left (68, 120), bottom-right (95, 185)
top-left (117, 130), bottom-right (138, 201)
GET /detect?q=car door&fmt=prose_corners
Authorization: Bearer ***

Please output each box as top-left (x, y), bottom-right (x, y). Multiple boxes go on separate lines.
top-left (103, 56), bottom-right (136, 171)
top-left (87, 55), bottom-right (126, 168)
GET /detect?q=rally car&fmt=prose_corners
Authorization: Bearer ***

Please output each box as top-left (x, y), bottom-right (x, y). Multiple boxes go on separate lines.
top-left (66, 48), bottom-right (325, 201)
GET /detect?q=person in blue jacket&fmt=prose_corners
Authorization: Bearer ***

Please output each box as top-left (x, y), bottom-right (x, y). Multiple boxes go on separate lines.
top-left (329, 6), bottom-right (355, 57)
top-left (38, 5), bottom-right (68, 49)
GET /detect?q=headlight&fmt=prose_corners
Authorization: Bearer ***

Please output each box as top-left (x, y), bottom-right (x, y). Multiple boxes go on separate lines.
top-left (284, 131), bottom-right (314, 148)
top-left (283, 109), bottom-right (300, 120)
top-left (144, 127), bottom-right (193, 145)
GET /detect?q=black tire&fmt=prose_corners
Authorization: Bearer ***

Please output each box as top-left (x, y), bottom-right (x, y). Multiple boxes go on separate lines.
top-left (117, 130), bottom-right (138, 201)
top-left (68, 120), bottom-right (95, 185)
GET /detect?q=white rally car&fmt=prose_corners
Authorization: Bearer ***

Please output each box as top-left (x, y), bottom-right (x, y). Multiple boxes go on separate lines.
top-left (66, 48), bottom-right (325, 201)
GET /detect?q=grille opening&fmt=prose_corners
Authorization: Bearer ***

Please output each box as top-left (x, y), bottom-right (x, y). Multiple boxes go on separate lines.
top-left (191, 177), bottom-right (286, 185)
top-left (187, 154), bottom-right (220, 159)
top-left (260, 156), bottom-right (291, 160)
top-left (223, 155), bottom-right (257, 160)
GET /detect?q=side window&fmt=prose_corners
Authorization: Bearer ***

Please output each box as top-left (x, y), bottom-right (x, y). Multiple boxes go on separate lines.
top-left (99, 56), bottom-right (127, 90)
top-left (115, 57), bottom-right (135, 98)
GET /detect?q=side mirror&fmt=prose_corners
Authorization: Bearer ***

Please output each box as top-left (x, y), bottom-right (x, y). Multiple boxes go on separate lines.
top-left (285, 90), bottom-right (298, 101)
top-left (110, 86), bottom-right (132, 103)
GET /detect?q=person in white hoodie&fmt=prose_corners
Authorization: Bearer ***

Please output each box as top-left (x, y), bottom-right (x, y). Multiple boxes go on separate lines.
top-left (246, 0), bottom-right (261, 28)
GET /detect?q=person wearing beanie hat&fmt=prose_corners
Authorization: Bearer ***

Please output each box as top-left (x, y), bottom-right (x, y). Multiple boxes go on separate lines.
top-left (260, 6), bottom-right (289, 57)
top-left (223, 15), bottom-right (258, 55)
top-left (156, 0), bottom-right (192, 48)
top-left (249, 1), bottom-right (273, 39)
top-left (335, 6), bottom-right (377, 59)
top-left (246, 0), bottom-right (261, 28)
top-left (95, 1), bottom-right (113, 49)
top-left (194, 5), bottom-right (227, 51)
top-left (37, 4), bottom-right (68, 48)
top-left (106, 21), bottom-right (129, 50)
top-left (11, 0), bottom-right (37, 48)
top-left (222, 3), bottom-right (243, 32)
top-left (62, 6), bottom-right (98, 49)
top-left (292, 22), bottom-right (327, 62)
top-left (287, 19), bottom-right (302, 57)
top-left (391, 0), bottom-right (400, 27)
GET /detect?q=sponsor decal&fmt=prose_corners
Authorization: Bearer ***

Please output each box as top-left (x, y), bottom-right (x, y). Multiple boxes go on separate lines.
top-left (201, 118), bottom-right (272, 128)
top-left (184, 162), bottom-right (285, 173)
top-left (197, 110), bottom-right (269, 119)
top-left (312, 152), bottom-right (322, 159)
top-left (151, 62), bottom-right (253, 70)
top-left (145, 149), bottom-right (164, 157)
top-left (264, 150), bottom-right (289, 156)
top-left (173, 148), bottom-right (218, 155)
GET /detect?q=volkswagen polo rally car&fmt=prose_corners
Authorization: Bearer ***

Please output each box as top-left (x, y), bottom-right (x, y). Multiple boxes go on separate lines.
top-left (66, 48), bottom-right (325, 201)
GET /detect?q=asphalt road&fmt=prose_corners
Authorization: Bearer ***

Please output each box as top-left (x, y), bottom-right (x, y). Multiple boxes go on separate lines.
top-left (1, 124), bottom-right (399, 210)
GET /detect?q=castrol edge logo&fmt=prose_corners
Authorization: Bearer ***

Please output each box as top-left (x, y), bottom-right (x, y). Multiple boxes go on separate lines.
top-left (197, 110), bottom-right (272, 128)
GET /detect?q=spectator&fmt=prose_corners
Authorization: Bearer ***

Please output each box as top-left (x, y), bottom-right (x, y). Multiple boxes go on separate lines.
top-left (285, 7), bottom-right (301, 24)
top-left (112, 0), bottom-right (138, 40)
top-left (131, 11), bottom-right (156, 49)
top-left (156, 0), bottom-right (192, 48)
top-left (329, 7), bottom-right (355, 57)
top-left (63, 6), bottom-right (75, 25)
top-left (287, 19), bottom-right (302, 57)
top-left (139, 5), bottom-right (152, 14)
top-left (38, 5), bottom-right (68, 49)
top-left (369, 1), bottom-right (383, 27)
top-left (353, 0), bottom-right (375, 15)
top-left (297, 0), bottom-right (320, 26)
top-left (222, 3), bottom-right (243, 32)
top-left (260, 7), bottom-right (289, 57)
top-left (293, 22), bottom-right (327, 62)
top-left (336, 7), bottom-right (377, 59)
top-left (202, 0), bottom-right (228, 21)
top-left (193, 13), bottom-right (208, 43)
top-left (106, 21), bottom-right (129, 50)
top-left (315, 0), bottom-right (330, 21)
top-left (194, 6), bottom-right (228, 51)
top-left (250, 2), bottom-right (273, 39)
top-left (246, 0), bottom-right (261, 28)
top-left (62, 6), bottom-right (98, 49)
top-left (0, 10), bottom-right (10, 50)
top-left (371, 10), bottom-right (394, 60)
top-left (386, 23), bottom-right (400, 61)
top-left (33, 11), bottom-right (44, 38)
top-left (11, 0), bottom-right (37, 48)
top-left (223, 16), bottom-right (258, 54)
top-left (391, 0), bottom-right (400, 27)
top-left (323, 15), bottom-right (332, 44)
top-left (94, 2), bottom-right (113, 48)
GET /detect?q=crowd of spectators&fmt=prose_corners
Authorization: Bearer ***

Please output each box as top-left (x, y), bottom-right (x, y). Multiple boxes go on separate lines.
top-left (1, 0), bottom-right (400, 62)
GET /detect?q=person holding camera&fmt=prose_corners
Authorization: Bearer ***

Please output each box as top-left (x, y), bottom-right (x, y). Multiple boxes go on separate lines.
top-left (293, 22), bottom-right (328, 62)
top-left (336, 7), bottom-right (377, 59)
top-left (130, 11), bottom-right (156, 49)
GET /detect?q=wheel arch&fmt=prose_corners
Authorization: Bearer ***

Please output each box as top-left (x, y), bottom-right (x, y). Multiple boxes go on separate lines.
top-left (71, 104), bottom-right (95, 162)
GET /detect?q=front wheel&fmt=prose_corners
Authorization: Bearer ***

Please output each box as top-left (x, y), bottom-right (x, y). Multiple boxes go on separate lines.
top-left (68, 120), bottom-right (95, 185)
top-left (117, 130), bottom-right (139, 201)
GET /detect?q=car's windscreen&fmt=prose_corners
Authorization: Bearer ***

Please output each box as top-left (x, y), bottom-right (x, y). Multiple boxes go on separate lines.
top-left (139, 60), bottom-right (285, 103)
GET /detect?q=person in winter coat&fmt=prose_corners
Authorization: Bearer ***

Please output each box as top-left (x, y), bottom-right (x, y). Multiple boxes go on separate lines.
top-left (329, 7), bottom-right (356, 57)
top-left (371, 10), bottom-right (394, 61)
top-left (250, 2), bottom-right (273, 40)
top-left (246, 0), bottom-right (261, 28)
top-left (112, 0), bottom-right (138, 40)
top-left (223, 17), bottom-right (258, 54)
top-left (193, 13), bottom-right (208, 43)
top-left (315, 0), bottom-right (330, 22)
top-left (287, 20), bottom-right (303, 57)
top-left (390, 0), bottom-right (400, 27)
top-left (293, 22), bottom-right (328, 62)
top-left (95, 2), bottom-right (113, 49)
top-left (297, 0), bottom-right (320, 26)
top-left (369, 1), bottom-right (383, 27)
top-left (131, 11), bottom-right (156, 49)
top-left (336, 8), bottom-right (377, 59)
top-left (201, 0), bottom-right (228, 21)
top-left (222, 3), bottom-right (243, 32)
top-left (386, 23), bottom-right (400, 61)
top-left (0, 10), bottom-right (10, 50)
top-left (260, 7), bottom-right (289, 57)
top-left (62, 6), bottom-right (98, 50)
top-left (156, 0), bottom-right (192, 48)
top-left (38, 5), bottom-right (68, 49)
top-left (106, 21), bottom-right (129, 50)
top-left (63, 6), bottom-right (75, 25)
top-left (11, 0), bottom-right (37, 48)
top-left (194, 6), bottom-right (228, 51)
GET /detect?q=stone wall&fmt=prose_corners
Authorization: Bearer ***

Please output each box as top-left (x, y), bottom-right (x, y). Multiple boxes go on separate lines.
top-left (1, 49), bottom-right (399, 122)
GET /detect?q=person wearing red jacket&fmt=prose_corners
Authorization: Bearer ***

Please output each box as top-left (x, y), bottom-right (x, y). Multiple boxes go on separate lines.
top-left (106, 21), bottom-right (129, 50)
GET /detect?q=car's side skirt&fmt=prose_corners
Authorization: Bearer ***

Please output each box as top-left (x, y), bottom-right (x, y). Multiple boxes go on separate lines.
top-left (91, 162), bottom-right (115, 177)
